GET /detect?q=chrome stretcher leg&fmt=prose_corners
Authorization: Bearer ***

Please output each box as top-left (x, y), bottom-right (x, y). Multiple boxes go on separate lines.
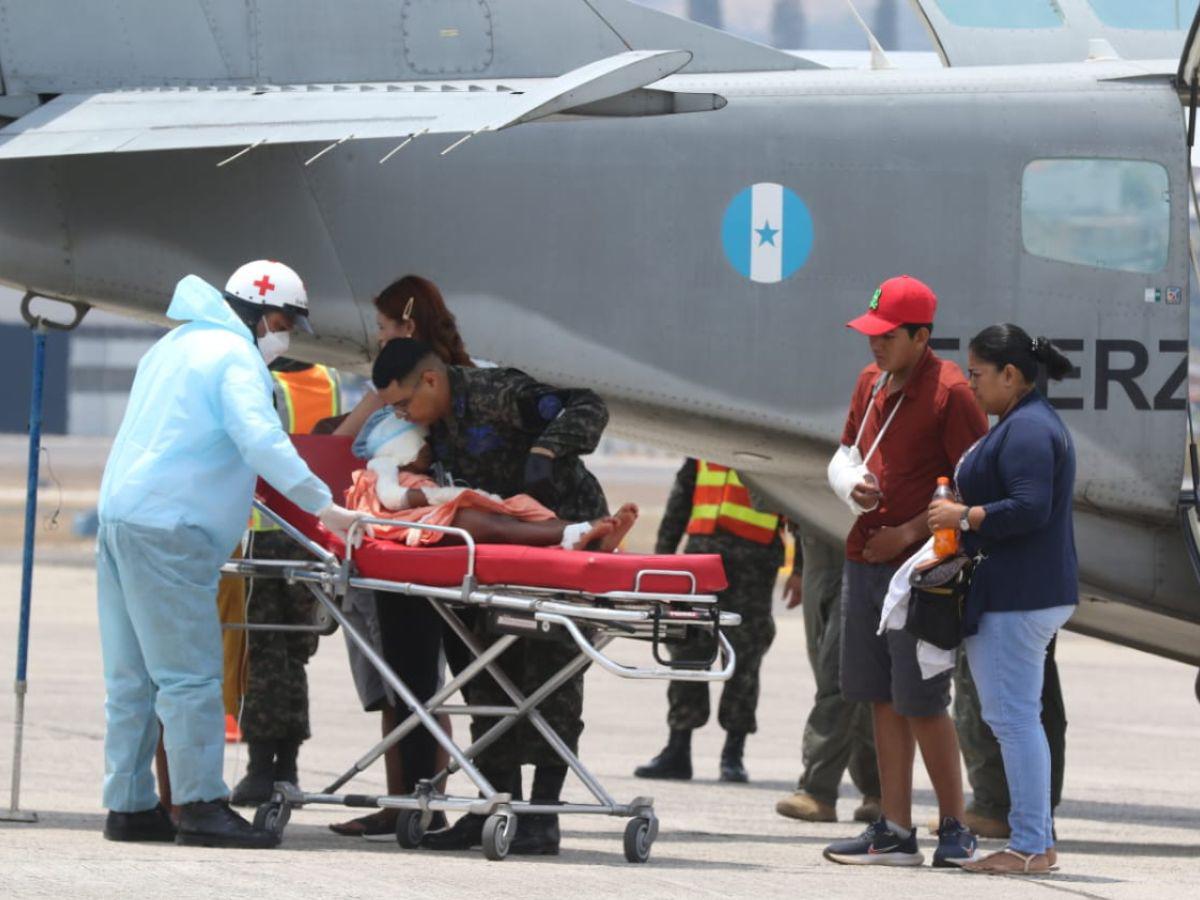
top-left (323, 629), bottom-right (519, 796)
top-left (433, 600), bottom-right (619, 809)
top-left (301, 583), bottom-right (499, 801)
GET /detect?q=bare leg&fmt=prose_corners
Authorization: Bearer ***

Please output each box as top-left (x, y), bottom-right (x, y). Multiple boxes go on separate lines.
top-left (909, 712), bottom-right (965, 821)
top-left (873, 702), bottom-right (916, 829)
top-left (448, 508), bottom-right (617, 548)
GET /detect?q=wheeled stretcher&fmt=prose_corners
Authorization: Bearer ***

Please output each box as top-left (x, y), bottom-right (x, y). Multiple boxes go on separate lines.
top-left (222, 435), bottom-right (738, 862)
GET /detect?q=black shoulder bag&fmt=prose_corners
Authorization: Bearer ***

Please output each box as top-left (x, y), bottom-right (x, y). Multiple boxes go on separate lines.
top-left (905, 554), bottom-right (974, 651)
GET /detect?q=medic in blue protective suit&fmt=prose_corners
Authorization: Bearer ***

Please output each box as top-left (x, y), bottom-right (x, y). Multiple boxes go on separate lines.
top-left (96, 265), bottom-right (367, 849)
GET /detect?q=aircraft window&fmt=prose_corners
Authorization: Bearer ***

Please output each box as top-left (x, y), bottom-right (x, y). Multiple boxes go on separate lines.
top-left (1022, 159), bottom-right (1170, 274)
top-left (1087, 1), bottom-right (1199, 31)
top-left (933, 1), bottom-right (1063, 29)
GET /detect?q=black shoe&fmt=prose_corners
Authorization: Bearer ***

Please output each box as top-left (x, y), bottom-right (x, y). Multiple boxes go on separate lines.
top-left (176, 800), bottom-right (280, 849)
top-left (633, 729), bottom-right (692, 780)
top-left (719, 731), bottom-right (749, 783)
top-left (230, 741), bottom-right (276, 807)
top-left (509, 814), bottom-right (560, 856)
top-left (230, 771), bottom-right (276, 807)
top-left (274, 739), bottom-right (301, 787)
top-left (420, 813), bottom-right (484, 851)
top-left (104, 803), bottom-right (177, 843)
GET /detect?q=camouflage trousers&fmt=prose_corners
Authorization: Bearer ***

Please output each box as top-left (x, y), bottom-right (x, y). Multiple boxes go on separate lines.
top-left (464, 622), bottom-right (586, 772)
top-left (667, 536), bottom-right (779, 735)
top-left (954, 635), bottom-right (1066, 819)
top-left (240, 531), bottom-right (319, 744)
top-left (794, 530), bottom-right (880, 805)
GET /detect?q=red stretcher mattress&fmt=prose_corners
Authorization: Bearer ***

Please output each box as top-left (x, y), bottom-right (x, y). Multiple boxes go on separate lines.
top-left (255, 435), bottom-right (728, 595)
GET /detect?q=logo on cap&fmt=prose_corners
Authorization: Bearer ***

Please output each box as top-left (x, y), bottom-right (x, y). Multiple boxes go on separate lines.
top-left (870, 288), bottom-right (881, 311)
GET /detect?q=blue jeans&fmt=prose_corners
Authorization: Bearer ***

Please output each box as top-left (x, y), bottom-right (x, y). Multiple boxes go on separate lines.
top-left (964, 605), bottom-right (1074, 854)
top-left (97, 521), bottom-right (229, 811)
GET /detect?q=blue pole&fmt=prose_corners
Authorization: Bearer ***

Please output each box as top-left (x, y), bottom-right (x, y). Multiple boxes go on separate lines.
top-left (4, 325), bottom-right (45, 821)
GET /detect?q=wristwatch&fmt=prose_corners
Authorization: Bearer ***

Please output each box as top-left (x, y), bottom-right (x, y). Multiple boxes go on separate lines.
top-left (958, 507), bottom-right (971, 532)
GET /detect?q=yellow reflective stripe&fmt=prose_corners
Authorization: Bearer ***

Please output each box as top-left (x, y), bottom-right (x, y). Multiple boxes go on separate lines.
top-left (323, 366), bottom-right (343, 416)
top-left (690, 503), bottom-right (722, 520)
top-left (274, 374), bottom-right (298, 433)
top-left (716, 503), bottom-right (780, 531)
top-left (695, 461), bottom-right (730, 486)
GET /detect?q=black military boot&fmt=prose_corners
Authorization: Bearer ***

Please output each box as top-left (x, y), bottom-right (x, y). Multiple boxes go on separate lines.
top-left (176, 799), bottom-right (280, 849)
top-left (104, 803), bottom-right (177, 842)
top-left (719, 731), bottom-right (749, 783)
top-left (230, 742), bottom-right (276, 807)
top-left (634, 729), bottom-right (693, 780)
top-left (422, 767), bottom-right (520, 852)
top-left (510, 765), bottom-right (564, 855)
top-left (274, 739), bottom-right (301, 787)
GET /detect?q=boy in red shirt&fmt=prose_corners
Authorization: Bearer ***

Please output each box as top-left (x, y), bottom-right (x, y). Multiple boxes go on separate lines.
top-left (823, 276), bottom-right (987, 868)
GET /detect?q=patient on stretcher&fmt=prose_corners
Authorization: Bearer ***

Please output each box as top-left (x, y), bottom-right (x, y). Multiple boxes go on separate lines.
top-left (346, 416), bottom-right (637, 550)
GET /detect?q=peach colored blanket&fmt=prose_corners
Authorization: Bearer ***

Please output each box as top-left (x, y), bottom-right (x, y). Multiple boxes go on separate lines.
top-left (346, 469), bottom-right (555, 545)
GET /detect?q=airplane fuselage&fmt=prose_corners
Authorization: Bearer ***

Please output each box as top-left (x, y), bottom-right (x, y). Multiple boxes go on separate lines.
top-left (2, 61), bottom-right (1197, 662)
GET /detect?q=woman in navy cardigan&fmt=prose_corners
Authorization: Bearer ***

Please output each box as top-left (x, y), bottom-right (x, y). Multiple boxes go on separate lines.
top-left (927, 324), bottom-right (1077, 876)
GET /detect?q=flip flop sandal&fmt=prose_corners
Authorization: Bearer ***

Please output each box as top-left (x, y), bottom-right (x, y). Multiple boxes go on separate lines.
top-left (965, 847), bottom-right (1051, 876)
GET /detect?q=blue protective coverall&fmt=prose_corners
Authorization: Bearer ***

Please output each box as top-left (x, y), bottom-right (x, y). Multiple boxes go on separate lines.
top-left (96, 275), bottom-right (333, 811)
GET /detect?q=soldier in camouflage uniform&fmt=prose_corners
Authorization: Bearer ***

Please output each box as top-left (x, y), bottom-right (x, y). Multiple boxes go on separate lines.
top-left (634, 458), bottom-right (783, 783)
top-left (230, 358), bottom-right (341, 806)
top-left (370, 338), bottom-right (609, 855)
top-left (775, 526), bottom-right (880, 823)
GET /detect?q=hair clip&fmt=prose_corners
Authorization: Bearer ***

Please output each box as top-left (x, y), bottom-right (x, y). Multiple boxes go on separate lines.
top-left (402, 296), bottom-right (415, 321)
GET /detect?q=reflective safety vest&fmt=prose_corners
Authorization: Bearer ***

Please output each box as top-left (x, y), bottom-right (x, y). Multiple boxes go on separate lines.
top-left (686, 460), bottom-right (780, 545)
top-left (250, 364), bottom-right (342, 531)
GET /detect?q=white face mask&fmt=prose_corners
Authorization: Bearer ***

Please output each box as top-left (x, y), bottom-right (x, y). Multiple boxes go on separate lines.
top-left (257, 322), bottom-right (290, 366)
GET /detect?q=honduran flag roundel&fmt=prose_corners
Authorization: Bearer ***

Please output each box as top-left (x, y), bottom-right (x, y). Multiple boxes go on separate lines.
top-left (721, 183), bottom-right (814, 284)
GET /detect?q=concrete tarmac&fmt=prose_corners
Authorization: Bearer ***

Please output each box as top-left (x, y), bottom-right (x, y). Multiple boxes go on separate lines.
top-left (1, 557), bottom-right (1197, 899)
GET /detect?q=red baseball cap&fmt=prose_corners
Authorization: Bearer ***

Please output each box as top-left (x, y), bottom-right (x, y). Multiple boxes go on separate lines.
top-left (846, 275), bottom-right (938, 336)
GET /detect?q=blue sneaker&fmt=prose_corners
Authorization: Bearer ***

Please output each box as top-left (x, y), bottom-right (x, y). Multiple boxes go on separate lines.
top-left (932, 816), bottom-right (979, 868)
top-left (823, 819), bottom-right (924, 866)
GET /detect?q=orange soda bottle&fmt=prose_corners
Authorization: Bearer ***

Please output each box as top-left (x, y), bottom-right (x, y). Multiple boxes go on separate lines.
top-left (932, 476), bottom-right (960, 558)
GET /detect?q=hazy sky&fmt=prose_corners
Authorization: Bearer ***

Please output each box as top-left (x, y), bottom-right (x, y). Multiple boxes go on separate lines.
top-left (633, 0), bottom-right (934, 51)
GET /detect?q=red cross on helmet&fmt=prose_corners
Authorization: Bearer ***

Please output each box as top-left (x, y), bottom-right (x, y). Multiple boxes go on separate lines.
top-left (224, 260), bottom-right (313, 334)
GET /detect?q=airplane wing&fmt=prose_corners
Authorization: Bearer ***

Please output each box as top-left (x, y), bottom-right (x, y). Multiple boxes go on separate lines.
top-left (0, 49), bottom-right (694, 161)
top-left (909, 0), bottom-right (1193, 67)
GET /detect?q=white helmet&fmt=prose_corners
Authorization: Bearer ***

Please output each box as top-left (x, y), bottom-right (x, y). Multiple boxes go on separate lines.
top-left (224, 260), bottom-right (313, 333)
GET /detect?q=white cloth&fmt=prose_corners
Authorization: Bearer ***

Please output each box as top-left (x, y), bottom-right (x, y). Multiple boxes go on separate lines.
top-left (878, 537), bottom-right (957, 679)
top-left (827, 374), bottom-right (903, 516)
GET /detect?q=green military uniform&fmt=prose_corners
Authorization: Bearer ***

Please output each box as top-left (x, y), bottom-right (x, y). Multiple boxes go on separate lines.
top-left (954, 637), bottom-right (1066, 823)
top-left (240, 529), bottom-right (319, 743)
top-left (656, 459), bottom-right (782, 736)
top-left (239, 361), bottom-right (341, 745)
top-left (429, 365), bottom-right (609, 770)
top-left (792, 527), bottom-right (879, 806)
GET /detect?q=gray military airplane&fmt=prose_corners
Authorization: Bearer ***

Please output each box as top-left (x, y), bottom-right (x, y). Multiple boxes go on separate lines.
top-left (1, 0), bottom-right (1199, 689)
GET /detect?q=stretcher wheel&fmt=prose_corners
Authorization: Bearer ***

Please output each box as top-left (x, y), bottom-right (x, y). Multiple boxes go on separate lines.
top-left (623, 816), bottom-right (654, 864)
top-left (394, 810), bottom-right (425, 849)
top-left (481, 814), bottom-right (512, 861)
top-left (253, 801), bottom-right (290, 837)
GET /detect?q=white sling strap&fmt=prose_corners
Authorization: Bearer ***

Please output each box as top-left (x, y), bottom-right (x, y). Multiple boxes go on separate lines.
top-left (853, 374), bottom-right (904, 466)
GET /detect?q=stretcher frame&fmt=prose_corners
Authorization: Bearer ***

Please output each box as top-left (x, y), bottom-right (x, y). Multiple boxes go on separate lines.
top-left (222, 499), bottom-right (740, 862)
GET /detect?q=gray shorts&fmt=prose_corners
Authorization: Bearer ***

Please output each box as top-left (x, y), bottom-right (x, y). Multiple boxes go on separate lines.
top-left (839, 558), bottom-right (952, 717)
top-left (341, 587), bottom-right (387, 712)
